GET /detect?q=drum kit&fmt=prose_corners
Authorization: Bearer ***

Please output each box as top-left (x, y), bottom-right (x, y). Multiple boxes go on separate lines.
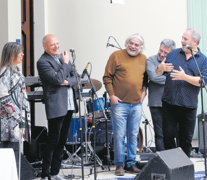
top-left (62, 79), bottom-right (108, 169)
top-left (63, 78), bottom-right (144, 168)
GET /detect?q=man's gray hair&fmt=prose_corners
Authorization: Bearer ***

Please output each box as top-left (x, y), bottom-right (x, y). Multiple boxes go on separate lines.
top-left (160, 39), bottom-right (176, 50)
top-left (125, 33), bottom-right (145, 53)
top-left (187, 28), bottom-right (201, 45)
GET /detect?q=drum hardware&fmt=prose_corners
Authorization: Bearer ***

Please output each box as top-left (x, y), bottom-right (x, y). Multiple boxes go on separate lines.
top-left (63, 146), bottom-right (81, 164)
top-left (63, 101), bottom-right (104, 169)
top-left (103, 91), bottom-right (112, 170)
top-left (63, 116), bottom-right (84, 165)
top-left (82, 66), bottom-right (110, 180)
top-left (61, 50), bottom-right (86, 179)
top-left (61, 146), bottom-right (93, 175)
top-left (83, 99), bottom-right (104, 168)
top-left (66, 117), bottom-right (85, 144)
top-left (74, 78), bottom-right (102, 92)
top-left (142, 118), bottom-right (153, 153)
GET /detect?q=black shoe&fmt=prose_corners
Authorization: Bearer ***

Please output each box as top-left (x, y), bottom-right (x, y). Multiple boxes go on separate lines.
top-left (125, 164), bottom-right (141, 174)
top-left (115, 165), bottom-right (125, 176)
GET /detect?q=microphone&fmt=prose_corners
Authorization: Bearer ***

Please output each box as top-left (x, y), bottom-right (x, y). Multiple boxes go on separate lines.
top-left (70, 48), bottom-right (75, 52)
top-left (81, 63), bottom-right (89, 78)
top-left (106, 37), bottom-right (110, 48)
top-left (107, 43), bottom-right (115, 47)
top-left (186, 45), bottom-right (194, 51)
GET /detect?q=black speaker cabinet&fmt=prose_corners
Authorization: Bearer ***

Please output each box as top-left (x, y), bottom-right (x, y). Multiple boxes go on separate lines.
top-left (134, 148), bottom-right (194, 180)
top-left (24, 126), bottom-right (47, 162)
top-left (197, 113), bottom-right (207, 154)
top-left (18, 153), bottom-right (36, 180)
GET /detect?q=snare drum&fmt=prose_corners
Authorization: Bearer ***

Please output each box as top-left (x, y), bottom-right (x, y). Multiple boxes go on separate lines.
top-left (87, 97), bottom-right (109, 119)
top-left (67, 117), bottom-right (85, 144)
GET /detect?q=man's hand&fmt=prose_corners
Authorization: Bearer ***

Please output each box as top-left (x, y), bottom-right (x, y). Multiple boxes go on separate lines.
top-left (158, 58), bottom-right (174, 72)
top-left (110, 95), bottom-right (122, 104)
top-left (61, 80), bottom-right (69, 86)
top-left (140, 91), bottom-right (146, 103)
top-left (170, 66), bottom-right (186, 80)
top-left (61, 51), bottom-right (69, 64)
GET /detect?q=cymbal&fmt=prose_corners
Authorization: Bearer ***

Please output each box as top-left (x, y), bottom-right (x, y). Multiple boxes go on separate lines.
top-left (74, 79), bottom-right (102, 91)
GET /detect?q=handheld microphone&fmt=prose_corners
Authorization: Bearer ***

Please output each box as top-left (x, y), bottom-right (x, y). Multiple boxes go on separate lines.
top-left (70, 48), bottom-right (75, 52)
top-left (106, 37), bottom-right (110, 48)
top-left (81, 63), bottom-right (89, 78)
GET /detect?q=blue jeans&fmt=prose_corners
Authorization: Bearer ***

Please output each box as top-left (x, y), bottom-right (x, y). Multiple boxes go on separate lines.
top-left (111, 102), bottom-right (142, 167)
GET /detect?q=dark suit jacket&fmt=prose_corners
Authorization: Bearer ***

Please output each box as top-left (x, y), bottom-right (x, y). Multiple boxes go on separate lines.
top-left (37, 52), bottom-right (78, 120)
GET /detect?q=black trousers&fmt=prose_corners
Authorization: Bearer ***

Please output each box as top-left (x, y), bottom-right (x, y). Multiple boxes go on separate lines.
top-left (41, 111), bottom-right (73, 178)
top-left (162, 101), bottom-right (196, 157)
top-left (150, 107), bottom-right (165, 151)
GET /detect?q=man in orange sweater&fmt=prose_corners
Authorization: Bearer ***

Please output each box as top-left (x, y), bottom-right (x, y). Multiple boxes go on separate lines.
top-left (103, 33), bottom-right (148, 176)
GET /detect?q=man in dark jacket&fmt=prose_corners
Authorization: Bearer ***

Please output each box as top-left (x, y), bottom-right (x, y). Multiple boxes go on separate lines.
top-left (37, 34), bottom-right (78, 180)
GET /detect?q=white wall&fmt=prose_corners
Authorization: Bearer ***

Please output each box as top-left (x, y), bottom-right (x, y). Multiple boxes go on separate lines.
top-left (0, 0), bottom-right (8, 52)
top-left (7, 0), bottom-right (21, 42)
top-left (34, 0), bottom-right (48, 127)
top-left (34, 0), bottom-right (188, 147)
top-left (0, 0), bottom-right (21, 68)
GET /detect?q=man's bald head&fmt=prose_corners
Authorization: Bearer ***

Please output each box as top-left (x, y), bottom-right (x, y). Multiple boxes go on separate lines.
top-left (42, 34), bottom-right (59, 57)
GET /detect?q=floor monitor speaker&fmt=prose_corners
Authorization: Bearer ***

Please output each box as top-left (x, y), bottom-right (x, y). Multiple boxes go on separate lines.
top-left (134, 148), bottom-right (194, 180)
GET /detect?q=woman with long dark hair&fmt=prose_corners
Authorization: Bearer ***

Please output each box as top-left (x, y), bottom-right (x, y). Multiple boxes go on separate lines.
top-left (0, 42), bottom-right (31, 156)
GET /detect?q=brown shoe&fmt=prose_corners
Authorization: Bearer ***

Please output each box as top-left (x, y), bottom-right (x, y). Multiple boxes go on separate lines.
top-left (125, 164), bottom-right (141, 174)
top-left (115, 165), bottom-right (125, 176)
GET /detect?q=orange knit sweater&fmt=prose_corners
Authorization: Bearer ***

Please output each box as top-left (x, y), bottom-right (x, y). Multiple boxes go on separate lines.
top-left (103, 49), bottom-right (147, 104)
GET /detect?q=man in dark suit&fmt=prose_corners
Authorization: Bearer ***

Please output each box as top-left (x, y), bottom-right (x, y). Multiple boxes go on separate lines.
top-left (37, 34), bottom-right (78, 180)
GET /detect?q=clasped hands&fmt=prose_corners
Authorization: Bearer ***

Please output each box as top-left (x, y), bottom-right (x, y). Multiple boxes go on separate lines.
top-left (159, 58), bottom-right (186, 81)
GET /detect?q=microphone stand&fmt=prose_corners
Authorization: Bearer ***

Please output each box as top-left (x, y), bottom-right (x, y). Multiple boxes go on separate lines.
top-left (71, 52), bottom-right (85, 180)
top-left (84, 66), bottom-right (106, 180)
top-left (190, 49), bottom-right (207, 180)
top-left (106, 36), bottom-right (122, 50)
top-left (18, 86), bottom-right (24, 180)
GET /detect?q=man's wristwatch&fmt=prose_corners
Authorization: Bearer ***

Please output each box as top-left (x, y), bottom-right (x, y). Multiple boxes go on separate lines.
top-left (143, 89), bottom-right (147, 95)
top-left (157, 65), bottom-right (162, 72)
